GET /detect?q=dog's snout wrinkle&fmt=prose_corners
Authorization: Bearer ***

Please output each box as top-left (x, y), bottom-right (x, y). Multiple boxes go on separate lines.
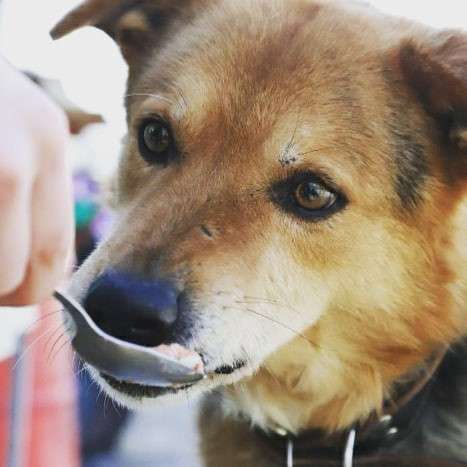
top-left (200, 224), bottom-right (214, 238)
top-left (84, 270), bottom-right (180, 347)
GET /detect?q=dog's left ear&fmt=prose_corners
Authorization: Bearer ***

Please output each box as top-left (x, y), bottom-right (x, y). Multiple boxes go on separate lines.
top-left (399, 31), bottom-right (467, 151)
top-left (51, 0), bottom-right (197, 71)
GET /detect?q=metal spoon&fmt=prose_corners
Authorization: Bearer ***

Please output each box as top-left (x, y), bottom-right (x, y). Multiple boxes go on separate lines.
top-left (53, 290), bottom-right (205, 387)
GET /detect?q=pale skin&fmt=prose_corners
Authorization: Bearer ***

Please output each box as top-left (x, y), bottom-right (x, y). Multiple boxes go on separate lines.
top-left (0, 57), bottom-right (74, 306)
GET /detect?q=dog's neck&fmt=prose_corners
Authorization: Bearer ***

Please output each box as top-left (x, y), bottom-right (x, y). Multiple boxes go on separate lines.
top-left (222, 333), bottom-right (448, 435)
top-left (221, 339), bottom-right (467, 465)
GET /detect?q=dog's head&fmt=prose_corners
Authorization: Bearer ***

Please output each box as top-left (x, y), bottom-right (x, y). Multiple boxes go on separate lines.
top-left (54, 0), bottom-right (467, 431)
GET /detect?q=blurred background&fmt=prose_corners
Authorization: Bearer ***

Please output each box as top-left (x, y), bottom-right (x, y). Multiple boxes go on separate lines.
top-left (0, 1), bottom-right (465, 466)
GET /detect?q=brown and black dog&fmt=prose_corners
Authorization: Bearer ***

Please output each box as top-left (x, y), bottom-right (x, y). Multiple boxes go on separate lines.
top-left (52, 1), bottom-right (467, 465)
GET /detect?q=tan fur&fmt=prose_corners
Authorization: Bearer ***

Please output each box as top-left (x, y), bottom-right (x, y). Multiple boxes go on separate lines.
top-left (55, 0), bottom-right (467, 460)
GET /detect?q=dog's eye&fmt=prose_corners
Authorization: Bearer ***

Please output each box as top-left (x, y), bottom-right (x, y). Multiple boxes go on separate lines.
top-left (138, 119), bottom-right (175, 165)
top-left (294, 181), bottom-right (337, 212)
top-left (271, 173), bottom-right (346, 221)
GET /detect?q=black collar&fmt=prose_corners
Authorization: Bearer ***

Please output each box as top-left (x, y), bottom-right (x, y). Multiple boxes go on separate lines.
top-left (255, 348), bottom-right (454, 467)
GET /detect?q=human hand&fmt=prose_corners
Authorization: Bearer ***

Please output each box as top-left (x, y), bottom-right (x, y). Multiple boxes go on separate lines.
top-left (0, 57), bottom-right (74, 306)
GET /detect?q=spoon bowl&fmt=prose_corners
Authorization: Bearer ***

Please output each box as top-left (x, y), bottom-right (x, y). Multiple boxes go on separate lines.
top-left (54, 290), bottom-right (205, 388)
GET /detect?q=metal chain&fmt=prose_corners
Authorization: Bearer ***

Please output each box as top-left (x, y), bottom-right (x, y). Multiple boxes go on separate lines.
top-left (343, 428), bottom-right (357, 467)
top-left (287, 438), bottom-right (294, 467)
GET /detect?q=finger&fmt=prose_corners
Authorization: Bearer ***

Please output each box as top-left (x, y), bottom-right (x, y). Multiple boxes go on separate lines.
top-left (0, 131), bottom-right (34, 297)
top-left (2, 111), bottom-right (74, 306)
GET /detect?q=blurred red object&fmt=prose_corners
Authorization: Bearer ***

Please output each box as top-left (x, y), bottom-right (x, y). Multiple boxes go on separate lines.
top-left (0, 299), bottom-right (80, 467)
top-left (0, 357), bottom-right (13, 464)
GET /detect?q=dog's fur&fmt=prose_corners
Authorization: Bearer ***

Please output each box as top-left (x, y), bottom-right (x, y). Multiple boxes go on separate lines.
top-left (53, 0), bottom-right (467, 464)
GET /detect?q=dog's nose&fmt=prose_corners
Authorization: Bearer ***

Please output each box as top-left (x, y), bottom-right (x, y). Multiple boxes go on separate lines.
top-left (83, 270), bottom-right (179, 347)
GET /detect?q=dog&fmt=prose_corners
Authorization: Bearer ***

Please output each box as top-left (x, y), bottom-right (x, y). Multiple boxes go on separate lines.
top-left (52, 1), bottom-right (467, 465)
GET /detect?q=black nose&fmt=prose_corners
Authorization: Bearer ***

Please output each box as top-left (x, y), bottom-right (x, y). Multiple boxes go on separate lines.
top-left (83, 270), bottom-right (179, 347)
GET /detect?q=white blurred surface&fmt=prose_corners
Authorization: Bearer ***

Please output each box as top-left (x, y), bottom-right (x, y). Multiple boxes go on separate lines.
top-left (0, 307), bottom-right (37, 360)
top-left (0, 0), bottom-right (127, 180)
top-left (0, 0), bottom-right (127, 129)
top-left (0, 0), bottom-right (465, 132)
top-left (366, 0), bottom-right (467, 29)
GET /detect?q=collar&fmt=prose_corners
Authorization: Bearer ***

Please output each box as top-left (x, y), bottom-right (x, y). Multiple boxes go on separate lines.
top-left (255, 347), bottom-right (454, 467)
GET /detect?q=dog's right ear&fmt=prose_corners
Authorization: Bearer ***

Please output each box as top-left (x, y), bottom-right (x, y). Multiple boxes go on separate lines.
top-left (51, 0), bottom-right (197, 70)
top-left (399, 31), bottom-right (467, 152)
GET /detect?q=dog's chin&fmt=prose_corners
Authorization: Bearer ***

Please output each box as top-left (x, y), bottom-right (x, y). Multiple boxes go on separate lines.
top-left (86, 360), bottom-right (251, 409)
top-left (101, 373), bottom-right (193, 398)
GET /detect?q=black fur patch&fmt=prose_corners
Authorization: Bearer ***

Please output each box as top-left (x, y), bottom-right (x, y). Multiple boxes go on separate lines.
top-left (214, 360), bottom-right (246, 375)
top-left (390, 121), bottom-right (428, 209)
top-left (384, 68), bottom-right (429, 209)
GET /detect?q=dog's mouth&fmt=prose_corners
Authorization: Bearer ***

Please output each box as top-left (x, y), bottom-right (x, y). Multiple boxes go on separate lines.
top-left (100, 359), bottom-right (247, 398)
top-left (101, 372), bottom-right (192, 398)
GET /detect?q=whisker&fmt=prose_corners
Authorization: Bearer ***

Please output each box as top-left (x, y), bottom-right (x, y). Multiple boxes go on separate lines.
top-left (281, 112), bottom-right (301, 159)
top-left (237, 297), bottom-right (299, 313)
top-left (110, 397), bottom-right (122, 416)
top-left (44, 322), bottom-right (66, 350)
top-left (298, 147), bottom-right (334, 157)
top-left (47, 328), bottom-right (69, 362)
top-left (225, 305), bottom-right (322, 351)
top-left (73, 364), bottom-right (88, 380)
top-left (225, 303), bottom-right (360, 367)
top-left (96, 387), bottom-right (103, 405)
top-left (215, 290), bottom-right (294, 310)
top-left (50, 335), bottom-right (72, 363)
top-left (241, 296), bottom-right (281, 304)
top-left (125, 93), bottom-right (174, 105)
top-left (239, 187), bottom-right (267, 201)
top-left (173, 87), bottom-right (189, 114)
top-left (263, 363), bottom-right (284, 387)
top-left (24, 308), bottom-right (63, 334)
top-left (103, 392), bottom-right (109, 416)
top-left (12, 325), bottom-right (59, 371)
top-left (47, 332), bottom-right (63, 363)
